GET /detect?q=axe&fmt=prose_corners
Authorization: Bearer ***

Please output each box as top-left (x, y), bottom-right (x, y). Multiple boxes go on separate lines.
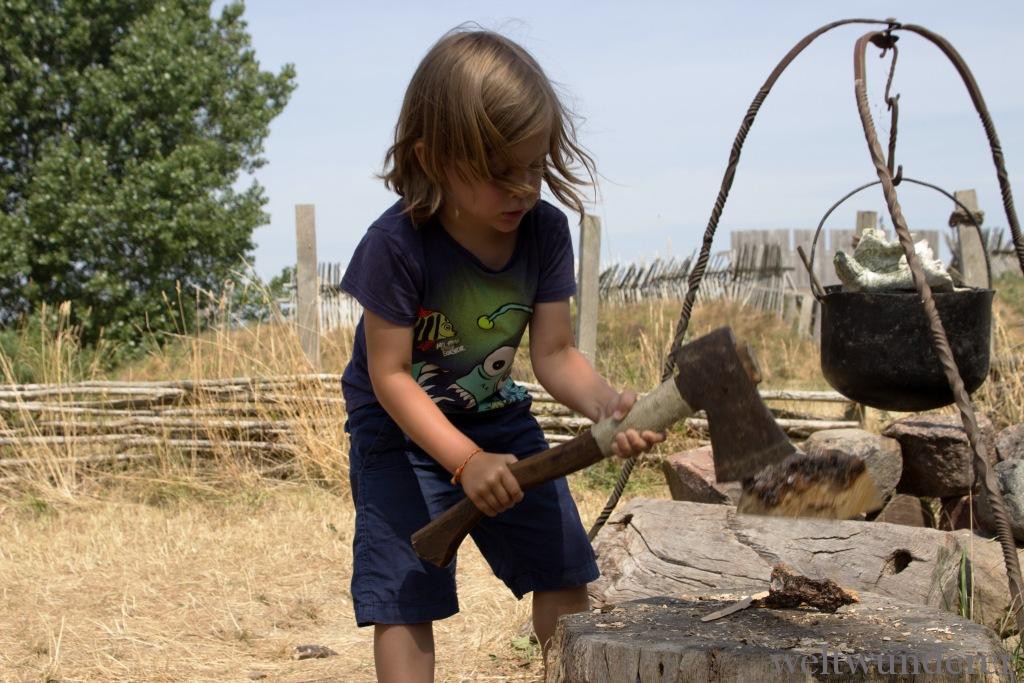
top-left (412, 327), bottom-right (881, 568)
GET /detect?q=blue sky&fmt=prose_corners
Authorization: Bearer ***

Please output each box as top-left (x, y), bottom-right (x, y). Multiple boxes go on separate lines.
top-left (220, 1), bottom-right (1024, 281)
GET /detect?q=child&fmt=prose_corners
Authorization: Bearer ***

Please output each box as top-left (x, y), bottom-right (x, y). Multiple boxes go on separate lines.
top-left (340, 27), bottom-right (664, 681)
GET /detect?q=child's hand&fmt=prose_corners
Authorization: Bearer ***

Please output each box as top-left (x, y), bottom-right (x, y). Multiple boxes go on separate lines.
top-left (600, 389), bottom-right (667, 459)
top-left (459, 451), bottom-right (524, 517)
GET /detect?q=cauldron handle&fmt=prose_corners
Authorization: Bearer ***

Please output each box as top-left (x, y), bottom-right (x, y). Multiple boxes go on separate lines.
top-left (807, 177), bottom-right (992, 290)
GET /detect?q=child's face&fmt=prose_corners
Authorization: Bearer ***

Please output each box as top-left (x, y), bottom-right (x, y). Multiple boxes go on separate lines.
top-left (442, 128), bottom-right (549, 235)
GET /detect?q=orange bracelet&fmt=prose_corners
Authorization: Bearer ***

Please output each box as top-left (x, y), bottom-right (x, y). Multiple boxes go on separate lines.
top-left (451, 448), bottom-right (483, 486)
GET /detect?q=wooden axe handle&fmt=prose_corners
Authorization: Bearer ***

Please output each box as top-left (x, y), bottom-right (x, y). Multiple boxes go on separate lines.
top-left (411, 379), bottom-right (695, 567)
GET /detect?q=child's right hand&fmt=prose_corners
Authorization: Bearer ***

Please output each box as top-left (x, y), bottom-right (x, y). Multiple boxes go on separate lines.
top-left (459, 451), bottom-right (524, 517)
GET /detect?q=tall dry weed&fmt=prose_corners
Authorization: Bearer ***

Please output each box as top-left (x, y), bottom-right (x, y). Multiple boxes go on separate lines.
top-left (0, 275), bottom-right (355, 509)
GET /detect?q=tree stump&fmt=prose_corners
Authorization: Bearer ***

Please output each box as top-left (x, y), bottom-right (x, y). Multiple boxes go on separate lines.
top-left (547, 591), bottom-right (1012, 682)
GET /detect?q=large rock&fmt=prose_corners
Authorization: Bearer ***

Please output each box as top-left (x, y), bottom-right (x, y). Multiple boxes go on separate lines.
top-left (937, 497), bottom-right (974, 532)
top-left (996, 423), bottom-right (1024, 462)
top-left (977, 459), bottom-right (1024, 542)
top-left (803, 428), bottom-right (903, 503)
top-left (661, 446), bottom-right (741, 505)
top-left (873, 494), bottom-right (928, 527)
top-left (548, 591), bottom-right (1012, 682)
top-left (591, 498), bottom-right (1017, 633)
top-left (883, 415), bottom-right (996, 497)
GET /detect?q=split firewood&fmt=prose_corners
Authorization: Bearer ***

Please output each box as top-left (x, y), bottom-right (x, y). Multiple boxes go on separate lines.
top-left (755, 563), bottom-right (859, 613)
top-left (736, 450), bottom-right (883, 518)
top-left (701, 564), bottom-right (858, 621)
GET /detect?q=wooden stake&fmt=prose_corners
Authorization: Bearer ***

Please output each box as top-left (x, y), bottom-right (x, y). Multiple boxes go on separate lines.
top-left (295, 204), bottom-right (321, 370)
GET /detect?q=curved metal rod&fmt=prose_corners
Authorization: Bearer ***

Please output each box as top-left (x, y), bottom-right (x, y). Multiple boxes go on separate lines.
top-left (808, 177), bottom-right (993, 288)
top-left (853, 29), bottom-right (1024, 636)
top-left (899, 24), bottom-right (1024, 278)
top-left (660, 18), bottom-right (902, 381)
top-left (809, 180), bottom-right (878, 288)
top-left (588, 17), bottom-right (901, 543)
top-left (898, 177), bottom-right (993, 286)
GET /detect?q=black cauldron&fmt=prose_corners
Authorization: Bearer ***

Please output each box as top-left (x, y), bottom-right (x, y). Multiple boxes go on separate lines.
top-left (819, 285), bottom-right (994, 411)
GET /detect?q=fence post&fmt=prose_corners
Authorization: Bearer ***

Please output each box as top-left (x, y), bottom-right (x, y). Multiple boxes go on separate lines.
top-left (951, 189), bottom-right (989, 288)
top-left (855, 210), bottom-right (878, 240)
top-left (575, 215), bottom-right (601, 365)
top-left (797, 292), bottom-right (814, 338)
top-left (295, 204), bottom-right (321, 371)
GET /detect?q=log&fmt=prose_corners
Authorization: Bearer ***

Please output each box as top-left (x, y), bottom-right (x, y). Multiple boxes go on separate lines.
top-left (0, 373), bottom-right (344, 392)
top-left (0, 401), bottom-right (152, 416)
top-left (536, 415), bottom-right (859, 437)
top-left (0, 434), bottom-right (298, 455)
top-left (759, 389), bottom-right (851, 403)
top-left (156, 406), bottom-right (279, 417)
top-left (0, 391), bottom-right (345, 409)
top-left (682, 417), bottom-right (859, 437)
top-left (590, 498), bottom-right (1020, 634)
top-left (30, 416), bottom-right (324, 433)
top-left (207, 394), bottom-right (347, 406)
top-left (1, 397), bottom-right (180, 410)
top-left (531, 403), bottom-right (576, 417)
top-left (0, 452), bottom-right (159, 469)
top-left (535, 415), bottom-right (592, 431)
top-left (22, 424), bottom-right (291, 441)
top-left (0, 386), bottom-right (186, 400)
top-left (523, 384), bottom-right (852, 406)
top-left (548, 591), bottom-right (1012, 682)
top-left (515, 380), bottom-right (555, 397)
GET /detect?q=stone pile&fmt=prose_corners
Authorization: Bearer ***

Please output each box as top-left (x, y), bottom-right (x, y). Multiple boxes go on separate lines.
top-left (662, 415), bottom-right (1024, 538)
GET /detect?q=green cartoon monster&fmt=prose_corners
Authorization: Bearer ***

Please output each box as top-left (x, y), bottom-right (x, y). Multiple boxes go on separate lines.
top-left (412, 346), bottom-right (528, 411)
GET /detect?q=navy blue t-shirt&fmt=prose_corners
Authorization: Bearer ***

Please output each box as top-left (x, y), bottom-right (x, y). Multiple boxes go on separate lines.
top-left (340, 198), bottom-right (577, 415)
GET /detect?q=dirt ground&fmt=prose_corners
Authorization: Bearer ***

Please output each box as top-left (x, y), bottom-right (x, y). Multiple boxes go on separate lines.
top-left (0, 472), bottom-right (666, 683)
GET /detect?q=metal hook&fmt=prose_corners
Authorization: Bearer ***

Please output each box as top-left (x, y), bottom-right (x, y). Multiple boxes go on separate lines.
top-left (881, 45), bottom-right (901, 180)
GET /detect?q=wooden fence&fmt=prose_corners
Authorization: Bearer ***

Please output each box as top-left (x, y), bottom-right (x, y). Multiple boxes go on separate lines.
top-left (302, 242), bottom-right (803, 329)
top-left (0, 374), bottom-right (862, 488)
top-left (304, 241), bottom-right (818, 339)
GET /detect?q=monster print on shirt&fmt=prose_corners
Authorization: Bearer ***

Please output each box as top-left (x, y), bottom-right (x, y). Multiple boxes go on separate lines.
top-left (412, 345), bottom-right (530, 411)
top-left (411, 298), bottom-right (535, 412)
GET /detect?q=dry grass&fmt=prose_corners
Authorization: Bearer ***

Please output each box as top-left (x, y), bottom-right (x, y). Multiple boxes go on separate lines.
top-left (1, 274), bottom-right (1021, 682)
top-left (0, 483), bottom-right (567, 682)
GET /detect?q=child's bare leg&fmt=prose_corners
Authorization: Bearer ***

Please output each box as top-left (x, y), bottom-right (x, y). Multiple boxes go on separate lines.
top-left (532, 585), bottom-right (590, 659)
top-left (374, 622), bottom-right (434, 683)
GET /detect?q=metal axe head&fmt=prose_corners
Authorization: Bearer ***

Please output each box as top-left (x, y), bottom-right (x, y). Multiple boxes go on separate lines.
top-left (672, 327), bottom-right (795, 482)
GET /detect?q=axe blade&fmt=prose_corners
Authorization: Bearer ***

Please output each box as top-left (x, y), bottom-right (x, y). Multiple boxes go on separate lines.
top-left (672, 327), bottom-right (795, 482)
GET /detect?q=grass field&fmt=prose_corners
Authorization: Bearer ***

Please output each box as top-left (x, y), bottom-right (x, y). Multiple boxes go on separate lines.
top-left (0, 275), bottom-right (1021, 681)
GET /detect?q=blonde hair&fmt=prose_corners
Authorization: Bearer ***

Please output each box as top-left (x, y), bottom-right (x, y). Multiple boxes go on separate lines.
top-left (380, 26), bottom-right (596, 225)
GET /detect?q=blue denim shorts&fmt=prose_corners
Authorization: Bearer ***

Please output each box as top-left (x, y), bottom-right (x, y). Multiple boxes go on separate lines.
top-left (343, 399), bottom-right (600, 627)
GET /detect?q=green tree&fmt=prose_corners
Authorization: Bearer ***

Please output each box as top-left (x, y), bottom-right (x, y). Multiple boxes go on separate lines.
top-left (0, 0), bottom-right (295, 348)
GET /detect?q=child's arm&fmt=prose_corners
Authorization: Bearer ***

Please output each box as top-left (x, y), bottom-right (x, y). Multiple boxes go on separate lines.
top-left (364, 309), bottom-right (524, 516)
top-left (529, 300), bottom-right (665, 457)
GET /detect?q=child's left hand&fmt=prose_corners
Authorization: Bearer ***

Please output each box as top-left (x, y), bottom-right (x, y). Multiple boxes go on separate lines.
top-left (599, 389), bottom-right (667, 459)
